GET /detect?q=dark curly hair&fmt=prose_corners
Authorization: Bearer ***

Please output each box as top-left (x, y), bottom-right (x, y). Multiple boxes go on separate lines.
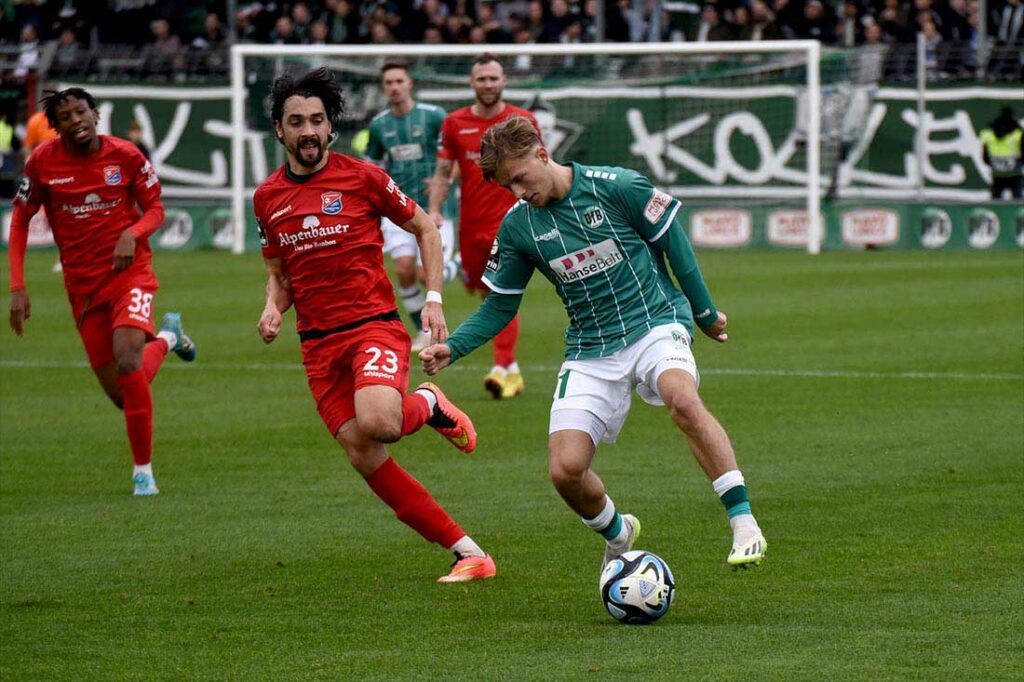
top-left (40, 87), bottom-right (97, 129)
top-left (270, 66), bottom-right (344, 131)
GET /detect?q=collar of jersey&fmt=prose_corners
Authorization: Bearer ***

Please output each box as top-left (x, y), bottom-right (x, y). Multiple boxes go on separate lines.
top-left (285, 158), bottom-right (329, 184)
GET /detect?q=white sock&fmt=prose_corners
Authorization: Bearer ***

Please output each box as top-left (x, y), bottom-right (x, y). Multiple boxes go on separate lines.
top-left (730, 513), bottom-right (761, 544)
top-left (506, 361), bottom-right (520, 374)
top-left (711, 470), bottom-right (744, 497)
top-left (157, 330), bottom-right (177, 350)
top-left (415, 388), bottom-right (438, 412)
top-left (582, 495), bottom-right (629, 546)
top-left (449, 535), bottom-right (486, 558)
top-left (133, 463), bottom-right (153, 476)
top-left (489, 365), bottom-right (507, 377)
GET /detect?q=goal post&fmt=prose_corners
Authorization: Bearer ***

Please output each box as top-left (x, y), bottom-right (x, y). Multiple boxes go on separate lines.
top-left (230, 41), bottom-right (822, 254)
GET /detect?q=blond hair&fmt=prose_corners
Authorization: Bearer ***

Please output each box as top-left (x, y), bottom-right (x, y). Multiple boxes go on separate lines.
top-left (479, 115), bottom-right (541, 183)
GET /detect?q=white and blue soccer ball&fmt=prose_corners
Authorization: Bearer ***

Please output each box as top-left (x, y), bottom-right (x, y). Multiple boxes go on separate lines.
top-left (599, 550), bottom-right (675, 624)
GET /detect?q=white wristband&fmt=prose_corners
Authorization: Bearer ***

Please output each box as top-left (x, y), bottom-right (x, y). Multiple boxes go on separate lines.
top-left (425, 290), bottom-right (443, 304)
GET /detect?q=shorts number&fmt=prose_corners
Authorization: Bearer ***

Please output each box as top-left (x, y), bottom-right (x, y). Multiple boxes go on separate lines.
top-left (363, 346), bottom-right (399, 374)
top-left (127, 288), bottom-right (153, 319)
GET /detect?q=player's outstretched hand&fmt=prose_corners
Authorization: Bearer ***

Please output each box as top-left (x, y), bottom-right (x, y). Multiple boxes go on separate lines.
top-left (419, 343), bottom-right (452, 376)
top-left (420, 301), bottom-right (448, 345)
top-left (113, 230), bottom-right (137, 270)
top-left (701, 311), bottom-right (728, 343)
top-left (9, 290), bottom-right (31, 336)
top-left (257, 306), bottom-right (283, 344)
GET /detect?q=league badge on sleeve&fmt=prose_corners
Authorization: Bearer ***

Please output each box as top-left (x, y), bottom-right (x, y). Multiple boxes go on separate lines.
top-left (321, 191), bottom-right (343, 215)
top-left (103, 165), bottom-right (123, 185)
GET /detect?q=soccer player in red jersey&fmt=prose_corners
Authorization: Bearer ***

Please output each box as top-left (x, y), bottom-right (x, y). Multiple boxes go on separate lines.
top-left (428, 53), bottom-right (540, 400)
top-left (254, 68), bottom-right (496, 583)
top-left (8, 88), bottom-right (197, 496)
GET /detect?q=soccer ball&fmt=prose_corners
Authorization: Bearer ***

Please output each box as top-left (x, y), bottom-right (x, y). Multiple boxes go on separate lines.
top-left (599, 550), bottom-right (675, 624)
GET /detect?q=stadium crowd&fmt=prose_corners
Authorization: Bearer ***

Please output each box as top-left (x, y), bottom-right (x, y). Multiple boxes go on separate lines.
top-left (3, 0), bottom-right (1022, 53)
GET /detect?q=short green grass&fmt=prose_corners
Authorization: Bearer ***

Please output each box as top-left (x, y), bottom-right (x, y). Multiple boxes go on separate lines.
top-left (2, 250), bottom-right (1022, 680)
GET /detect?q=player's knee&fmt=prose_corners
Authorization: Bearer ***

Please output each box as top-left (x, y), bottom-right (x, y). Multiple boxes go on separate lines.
top-left (114, 352), bottom-right (142, 376)
top-left (356, 412), bottom-right (402, 443)
top-left (665, 391), bottom-right (706, 432)
top-left (548, 453), bottom-right (586, 489)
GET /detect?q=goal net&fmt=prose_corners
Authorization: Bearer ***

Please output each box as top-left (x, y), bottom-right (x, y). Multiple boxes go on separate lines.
top-left (230, 42), bottom-right (824, 253)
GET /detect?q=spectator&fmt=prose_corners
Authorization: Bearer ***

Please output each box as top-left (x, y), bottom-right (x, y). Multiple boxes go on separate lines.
top-left (150, 18), bottom-right (182, 55)
top-left (980, 106), bottom-right (1023, 199)
top-left (479, 2), bottom-right (513, 42)
top-left (369, 20), bottom-right (395, 43)
top-left (879, 0), bottom-right (914, 41)
top-left (993, 0), bottom-right (1023, 44)
top-left (270, 16), bottom-right (300, 44)
top-left (921, 18), bottom-right (943, 72)
top-left (691, 5), bottom-right (735, 41)
top-left (800, 0), bottom-right (837, 44)
top-left (540, 0), bottom-right (579, 42)
top-left (750, 0), bottom-right (784, 40)
top-left (309, 19), bottom-right (331, 45)
top-left (329, 0), bottom-right (361, 44)
top-left (52, 27), bottom-right (83, 74)
top-left (291, 2), bottom-right (315, 42)
top-left (424, 25), bottom-right (445, 43)
top-left (191, 13), bottom-right (226, 50)
top-left (838, 0), bottom-right (866, 46)
top-left (15, 23), bottom-right (41, 79)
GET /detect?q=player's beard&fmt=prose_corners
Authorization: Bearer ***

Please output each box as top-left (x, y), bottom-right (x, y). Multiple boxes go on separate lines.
top-left (476, 91), bottom-right (501, 108)
top-left (293, 135), bottom-right (326, 168)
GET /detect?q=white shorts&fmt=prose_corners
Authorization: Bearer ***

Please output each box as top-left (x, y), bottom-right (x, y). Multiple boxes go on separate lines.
top-left (548, 323), bottom-right (700, 446)
top-left (382, 217), bottom-right (455, 264)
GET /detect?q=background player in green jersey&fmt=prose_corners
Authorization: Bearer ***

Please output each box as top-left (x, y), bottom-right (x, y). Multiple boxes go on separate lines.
top-left (421, 116), bottom-right (767, 569)
top-left (366, 62), bottom-right (456, 352)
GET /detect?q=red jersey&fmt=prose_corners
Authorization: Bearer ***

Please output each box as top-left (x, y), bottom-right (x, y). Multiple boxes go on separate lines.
top-left (254, 153), bottom-right (417, 333)
top-left (438, 104), bottom-right (539, 246)
top-left (12, 136), bottom-right (163, 295)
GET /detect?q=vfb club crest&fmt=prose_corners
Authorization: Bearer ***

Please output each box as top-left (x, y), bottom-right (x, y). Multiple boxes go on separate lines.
top-left (583, 206), bottom-right (605, 228)
top-left (321, 191), bottom-right (343, 215)
top-left (103, 165), bottom-right (122, 185)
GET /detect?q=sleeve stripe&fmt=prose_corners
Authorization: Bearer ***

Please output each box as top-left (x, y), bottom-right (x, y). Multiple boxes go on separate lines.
top-left (647, 200), bottom-right (682, 242)
top-left (481, 275), bottom-right (526, 295)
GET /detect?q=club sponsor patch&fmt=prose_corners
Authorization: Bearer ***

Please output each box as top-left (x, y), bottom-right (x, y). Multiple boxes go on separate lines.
top-left (644, 190), bottom-right (673, 224)
top-left (321, 191), bottom-right (343, 215)
top-left (15, 176), bottom-right (32, 203)
top-left (389, 143), bottom-right (424, 162)
top-left (547, 238), bottom-right (624, 284)
top-left (103, 165), bottom-right (122, 185)
top-left (485, 238), bottom-right (500, 273)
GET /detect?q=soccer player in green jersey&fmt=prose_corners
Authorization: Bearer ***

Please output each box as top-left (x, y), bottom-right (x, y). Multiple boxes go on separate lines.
top-left (421, 116), bottom-right (767, 569)
top-left (366, 62), bottom-right (455, 352)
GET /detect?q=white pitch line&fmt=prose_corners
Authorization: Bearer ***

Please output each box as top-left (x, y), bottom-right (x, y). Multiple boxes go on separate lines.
top-left (0, 360), bottom-right (1020, 381)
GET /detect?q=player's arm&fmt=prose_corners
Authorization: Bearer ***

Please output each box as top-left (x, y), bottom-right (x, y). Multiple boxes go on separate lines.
top-left (622, 173), bottom-right (726, 342)
top-left (400, 205), bottom-right (447, 343)
top-left (427, 157), bottom-right (454, 228)
top-left (8, 168), bottom-right (44, 336)
top-left (420, 292), bottom-right (523, 375)
top-left (115, 156), bottom-right (165, 270)
top-left (258, 257), bottom-right (292, 344)
top-left (421, 227), bottom-right (533, 375)
top-left (649, 217), bottom-right (726, 342)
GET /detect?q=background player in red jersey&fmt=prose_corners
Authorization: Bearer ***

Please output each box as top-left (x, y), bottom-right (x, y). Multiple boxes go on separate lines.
top-left (254, 68), bottom-right (496, 583)
top-left (428, 54), bottom-right (540, 401)
top-left (8, 88), bottom-right (196, 496)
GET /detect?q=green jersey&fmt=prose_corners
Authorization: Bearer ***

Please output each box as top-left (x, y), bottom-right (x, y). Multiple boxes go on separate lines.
top-left (365, 101), bottom-right (446, 208)
top-left (479, 163), bottom-right (715, 361)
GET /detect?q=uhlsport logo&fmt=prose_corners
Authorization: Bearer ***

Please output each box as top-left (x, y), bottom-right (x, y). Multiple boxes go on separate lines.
top-left (582, 206), bottom-right (605, 228)
top-left (547, 238), bottom-right (624, 284)
top-left (919, 208), bottom-right (952, 250)
top-left (321, 191), bottom-right (343, 215)
top-left (103, 165), bottom-right (122, 185)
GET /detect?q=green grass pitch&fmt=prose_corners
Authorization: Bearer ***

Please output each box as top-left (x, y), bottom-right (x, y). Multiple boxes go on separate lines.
top-left (2, 249), bottom-right (1021, 679)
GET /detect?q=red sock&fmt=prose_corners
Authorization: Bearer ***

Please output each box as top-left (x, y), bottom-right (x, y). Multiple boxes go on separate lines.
top-left (365, 457), bottom-right (464, 547)
top-left (117, 370), bottom-right (153, 466)
top-left (401, 392), bottom-right (431, 436)
top-left (142, 339), bottom-right (169, 383)
top-left (493, 313), bottom-right (519, 368)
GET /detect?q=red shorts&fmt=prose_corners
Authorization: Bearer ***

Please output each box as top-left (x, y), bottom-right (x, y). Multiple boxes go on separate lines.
top-left (460, 235), bottom-right (497, 291)
top-left (300, 320), bottom-right (411, 435)
top-left (69, 279), bottom-right (159, 369)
